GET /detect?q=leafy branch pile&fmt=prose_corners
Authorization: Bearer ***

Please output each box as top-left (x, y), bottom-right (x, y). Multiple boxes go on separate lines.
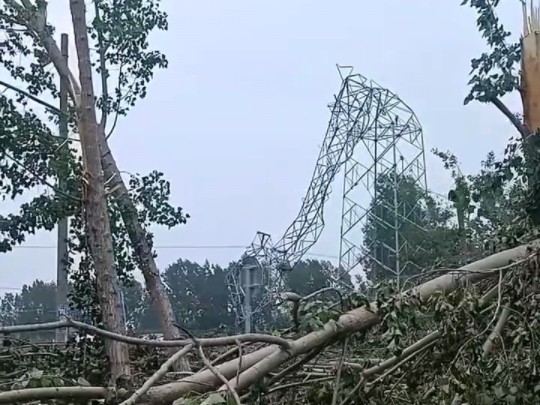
top-left (2, 0), bottom-right (540, 404)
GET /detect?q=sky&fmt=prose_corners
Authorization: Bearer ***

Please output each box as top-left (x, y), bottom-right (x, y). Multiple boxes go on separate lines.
top-left (0, 0), bottom-right (526, 293)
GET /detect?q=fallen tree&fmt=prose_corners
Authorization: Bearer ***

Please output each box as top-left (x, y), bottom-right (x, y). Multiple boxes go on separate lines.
top-left (0, 240), bottom-right (533, 404)
top-left (138, 240), bottom-right (539, 403)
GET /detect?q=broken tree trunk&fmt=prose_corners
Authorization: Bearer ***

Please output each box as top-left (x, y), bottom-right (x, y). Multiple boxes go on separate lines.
top-left (98, 133), bottom-right (190, 372)
top-left (69, 0), bottom-right (130, 379)
top-left (521, 1), bottom-right (540, 135)
top-left (141, 239), bottom-right (540, 404)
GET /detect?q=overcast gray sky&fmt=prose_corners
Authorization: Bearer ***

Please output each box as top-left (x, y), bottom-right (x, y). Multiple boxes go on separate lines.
top-left (0, 0), bottom-right (525, 293)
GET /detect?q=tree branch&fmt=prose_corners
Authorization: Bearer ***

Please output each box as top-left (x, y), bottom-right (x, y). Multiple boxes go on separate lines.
top-left (490, 96), bottom-right (529, 138)
top-left (210, 344), bottom-right (248, 367)
top-left (339, 341), bottom-right (436, 405)
top-left (267, 376), bottom-right (334, 394)
top-left (331, 337), bottom-right (349, 405)
top-left (0, 79), bottom-right (62, 114)
top-left (0, 386), bottom-right (116, 404)
top-left (1, 150), bottom-right (80, 201)
top-left (352, 331), bottom-right (440, 376)
top-left (199, 345), bottom-right (242, 405)
top-left (119, 344), bottom-right (193, 405)
top-left (6, 0), bottom-right (81, 105)
top-left (266, 344), bottom-right (327, 387)
top-left (0, 318), bottom-right (292, 349)
top-left (481, 305), bottom-right (511, 359)
top-left (301, 287), bottom-right (342, 303)
top-left (93, 0), bottom-right (109, 131)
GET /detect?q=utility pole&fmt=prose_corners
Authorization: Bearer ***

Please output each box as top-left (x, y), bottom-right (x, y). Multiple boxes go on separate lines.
top-left (55, 33), bottom-right (69, 344)
top-left (244, 271), bottom-right (252, 334)
top-left (241, 259), bottom-right (261, 334)
top-left (392, 127), bottom-right (401, 289)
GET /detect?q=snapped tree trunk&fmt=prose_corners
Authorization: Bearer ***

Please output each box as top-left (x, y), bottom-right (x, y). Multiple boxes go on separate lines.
top-left (98, 134), bottom-right (190, 371)
top-left (521, 2), bottom-right (540, 134)
top-left (69, 0), bottom-right (130, 380)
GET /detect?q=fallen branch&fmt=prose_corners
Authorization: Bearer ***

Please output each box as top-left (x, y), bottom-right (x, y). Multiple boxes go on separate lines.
top-left (199, 345), bottom-right (242, 405)
top-left (346, 331), bottom-right (440, 374)
top-left (267, 376), bottom-right (334, 394)
top-left (235, 340), bottom-right (243, 386)
top-left (210, 344), bottom-right (248, 367)
top-left (0, 319), bottom-right (291, 349)
top-left (366, 342), bottom-right (435, 387)
top-left (481, 306), bottom-right (511, 359)
top-left (0, 386), bottom-right (116, 404)
top-left (331, 337), bottom-right (349, 405)
top-left (266, 344), bottom-right (327, 387)
top-left (120, 344), bottom-right (193, 405)
top-left (145, 345), bottom-right (278, 404)
top-left (339, 341), bottom-right (436, 405)
top-left (281, 287), bottom-right (342, 304)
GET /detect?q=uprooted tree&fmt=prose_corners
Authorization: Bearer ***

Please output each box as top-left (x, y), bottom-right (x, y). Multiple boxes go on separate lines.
top-left (3, 0), bottom-right (540, 404)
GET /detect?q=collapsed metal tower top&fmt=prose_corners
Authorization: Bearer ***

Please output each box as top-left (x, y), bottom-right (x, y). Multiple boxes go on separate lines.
top-left (226, 66), bottom-right (427, 329)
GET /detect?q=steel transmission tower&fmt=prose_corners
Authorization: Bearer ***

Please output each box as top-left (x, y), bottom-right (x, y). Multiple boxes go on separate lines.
top-left (226, 67), bottom-right (428, 329)
top-left (337, 76), bottom-right (427, 287)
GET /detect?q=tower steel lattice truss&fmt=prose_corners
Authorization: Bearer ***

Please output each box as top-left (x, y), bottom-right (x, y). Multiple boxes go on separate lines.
top-left (226, 67), bottom-right (427, 329)
top-left (338, 76), bottom-right (427, 287)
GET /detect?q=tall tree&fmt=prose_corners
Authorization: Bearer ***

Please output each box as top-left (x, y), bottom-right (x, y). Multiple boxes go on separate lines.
top-left (0, 281), bottom-right (57, 341)
top-left (362, 172), bottom-right (460, 282)
top-left (70, 0), bottom-right (130, 377)
top-left (0, 0), bottom-right (190, 372)
top-left (0, 293), bottom-right (18, 328)
top-left (284, 259), bottom-right (344, 296)
top-left (163, 259), bottom-right (234, 331)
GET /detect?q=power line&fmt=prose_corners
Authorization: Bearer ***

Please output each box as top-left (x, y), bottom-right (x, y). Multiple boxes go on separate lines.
top-left (9, 244), bottom-right (246, 249)
top-left (6, 244), bottom-right (339, 258)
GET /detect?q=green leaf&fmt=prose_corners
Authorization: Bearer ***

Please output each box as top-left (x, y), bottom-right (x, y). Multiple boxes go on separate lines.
top-left (493, 385), bottom-right (504, 398)
top-left (505, 394), bottom-right (517, 404)
top-left (28, 370), bottom-right (43, 380)
top-left (77, 377), bottom-right (91, 387)
top-left (201, 393), bottom-right (226, 405)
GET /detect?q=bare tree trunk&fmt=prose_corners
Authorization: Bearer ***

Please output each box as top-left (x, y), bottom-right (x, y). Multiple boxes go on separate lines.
top-left (69, 0), bottom-right (130, 380)
top-left (521, 2), bottom-right (540, 135)
top-left (98, 132), bottom-right (190, 372)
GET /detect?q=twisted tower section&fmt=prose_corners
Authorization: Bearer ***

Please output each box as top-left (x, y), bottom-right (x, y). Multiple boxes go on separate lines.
top-left (226, 71), bottom-right (427, 328)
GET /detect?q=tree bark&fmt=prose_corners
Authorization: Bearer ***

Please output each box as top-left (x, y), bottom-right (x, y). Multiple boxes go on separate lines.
top-left (98, 131), bottom-right (190, 372)
top-left (141, 239), bottom-right (540, 404)
top-left (521, 2), bottom-right (540, 135)
top-left (69, 0), bottom-right (130, 380)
